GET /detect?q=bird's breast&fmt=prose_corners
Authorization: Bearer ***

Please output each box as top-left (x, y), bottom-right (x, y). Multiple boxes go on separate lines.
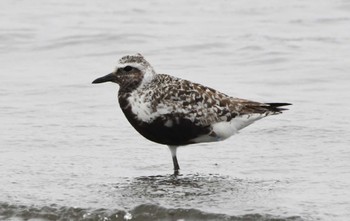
top-left (117, 90), bottom-right (212, 146)
top-left (125, 89), bottom-right (161, 123)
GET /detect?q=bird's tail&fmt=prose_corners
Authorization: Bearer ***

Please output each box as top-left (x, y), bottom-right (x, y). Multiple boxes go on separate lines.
top-left (265, 103), bottom-right (292, 113)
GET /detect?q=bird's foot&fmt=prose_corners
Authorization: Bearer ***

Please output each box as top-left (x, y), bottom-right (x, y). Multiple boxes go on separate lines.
top-left (172, 169), bottom-right (180, 177)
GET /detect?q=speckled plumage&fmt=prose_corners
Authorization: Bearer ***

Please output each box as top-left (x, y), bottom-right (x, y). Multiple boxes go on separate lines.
top-left (93, 53), bottom-right (291, 174)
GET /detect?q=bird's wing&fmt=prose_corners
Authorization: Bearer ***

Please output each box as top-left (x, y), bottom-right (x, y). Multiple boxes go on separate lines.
top-left (150, 74), bottom-right (284, 127)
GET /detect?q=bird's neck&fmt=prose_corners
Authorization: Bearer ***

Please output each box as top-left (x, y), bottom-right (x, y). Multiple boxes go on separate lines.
top-left (117, 90), bottom-right (151, 141)
top-left (118, 91), bottom-right (132, 110)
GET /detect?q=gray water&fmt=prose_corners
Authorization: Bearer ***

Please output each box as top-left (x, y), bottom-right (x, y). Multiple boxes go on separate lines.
top-left (1, 0), bottom-right (350, 220)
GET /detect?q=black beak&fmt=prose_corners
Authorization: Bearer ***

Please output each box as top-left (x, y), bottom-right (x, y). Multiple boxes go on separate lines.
top-left (92, 73), bottom-right (115, 84)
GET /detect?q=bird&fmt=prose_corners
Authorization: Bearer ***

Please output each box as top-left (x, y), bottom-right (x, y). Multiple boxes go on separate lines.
top-left (92, 53), bottom-right (291, 175)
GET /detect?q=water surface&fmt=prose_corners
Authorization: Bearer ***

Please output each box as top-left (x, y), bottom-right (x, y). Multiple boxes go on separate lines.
top-left (1, 0), bottom-right (350, 220)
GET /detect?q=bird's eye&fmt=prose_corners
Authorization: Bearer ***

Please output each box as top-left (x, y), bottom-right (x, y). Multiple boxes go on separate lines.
top-left (123, 66), bottom-right (133, 72)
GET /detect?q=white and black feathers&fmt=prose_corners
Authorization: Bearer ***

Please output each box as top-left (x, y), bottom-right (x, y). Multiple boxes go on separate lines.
top-left (93, 53), bottom-right (291, 173)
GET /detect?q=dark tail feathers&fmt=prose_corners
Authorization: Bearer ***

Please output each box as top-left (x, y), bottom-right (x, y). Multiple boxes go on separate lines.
top-left (265, 103), bottom-right (292, 112)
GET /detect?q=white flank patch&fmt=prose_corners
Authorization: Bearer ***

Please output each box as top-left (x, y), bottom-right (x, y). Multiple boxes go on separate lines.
top-left (190, 134), bottom-right (220, 143)
top-left (190, 114), bottom-right (266, 143)
top-left (212, 114), bottom-right (266, 140)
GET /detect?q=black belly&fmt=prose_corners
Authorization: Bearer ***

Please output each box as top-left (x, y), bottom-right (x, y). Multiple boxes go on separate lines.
top-left (121, 107), bottom-right (210, 146)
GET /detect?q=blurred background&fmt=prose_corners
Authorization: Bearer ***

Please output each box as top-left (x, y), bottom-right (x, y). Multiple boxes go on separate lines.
top-left (1, 0), bottom-right (349, 220)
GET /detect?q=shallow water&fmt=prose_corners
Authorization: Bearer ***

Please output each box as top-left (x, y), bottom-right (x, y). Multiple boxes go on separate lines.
top-left (1, 0), bottom-right (350, 220)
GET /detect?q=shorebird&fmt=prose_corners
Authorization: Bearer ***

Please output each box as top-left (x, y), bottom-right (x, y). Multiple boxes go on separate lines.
top-left (92, 53), bottom-right (290, 175)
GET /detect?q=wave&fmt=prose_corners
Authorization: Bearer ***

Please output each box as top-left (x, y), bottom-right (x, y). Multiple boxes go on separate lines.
top-left (0, 202), bottom-right (303, 221)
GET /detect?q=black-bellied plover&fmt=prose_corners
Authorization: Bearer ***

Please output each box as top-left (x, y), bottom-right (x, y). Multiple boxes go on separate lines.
top-left (92, 53), bottom-right (291, 175)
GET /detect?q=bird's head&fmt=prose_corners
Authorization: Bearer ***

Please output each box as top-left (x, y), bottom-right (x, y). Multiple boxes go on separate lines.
top-left (92, 53), bottom-right (156, 92)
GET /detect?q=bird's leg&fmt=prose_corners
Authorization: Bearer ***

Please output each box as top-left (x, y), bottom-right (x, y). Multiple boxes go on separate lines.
top-left (172, 156), bottom-right (180, 176)
top-left (168, 146), bottom-right (180, 175)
